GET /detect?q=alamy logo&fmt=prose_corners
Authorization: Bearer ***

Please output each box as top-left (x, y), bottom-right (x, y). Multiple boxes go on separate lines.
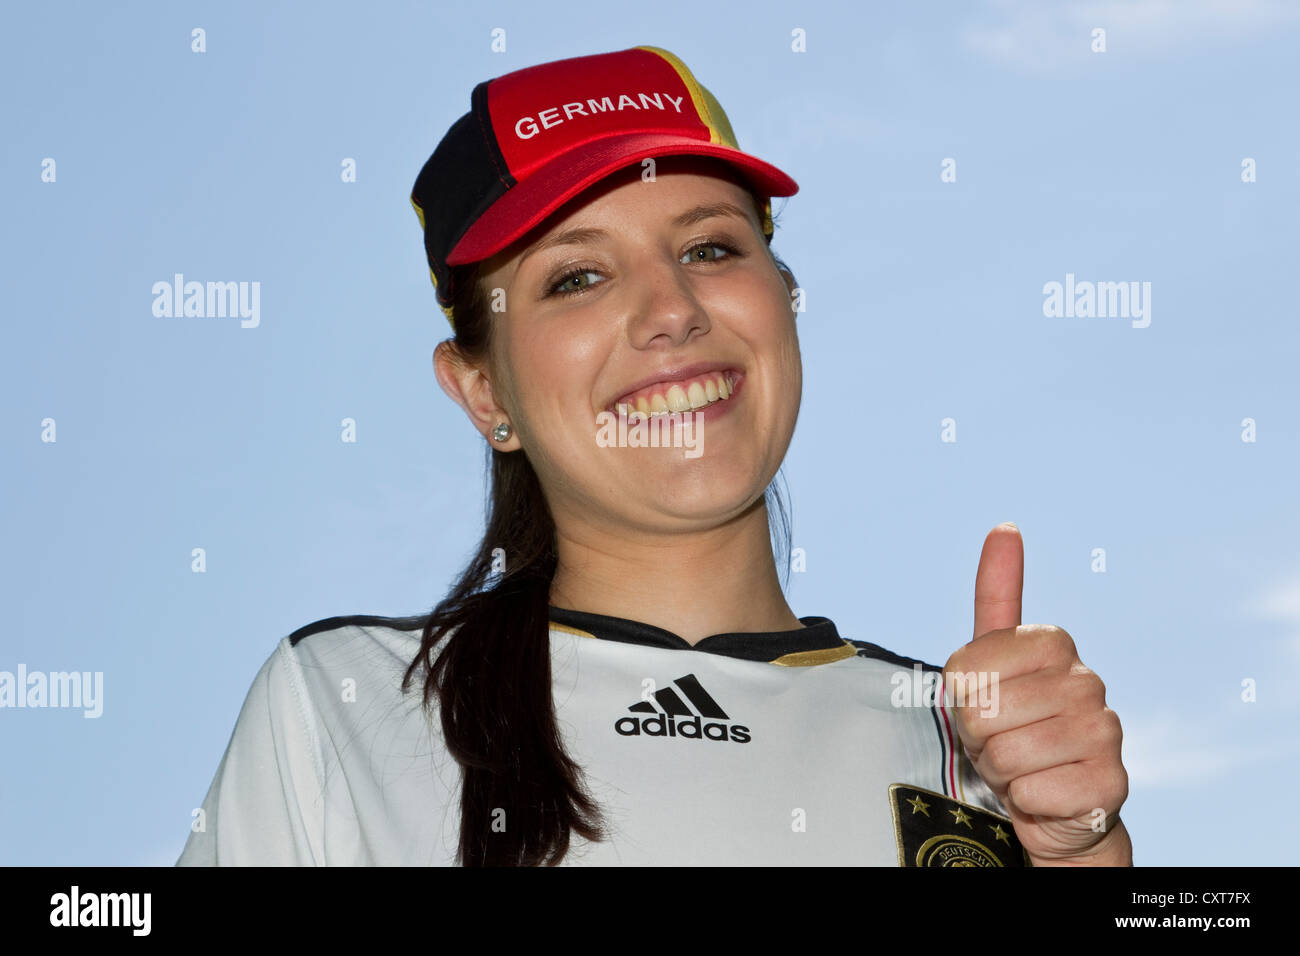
top-left (1041, 272), bottom-right (1151, 328)
top-left (49, 886), bottom-right (151, 936)
top-left (0, 665), bottom-right (102, 718)
top-left (151, 273), bottom-right (260, 328)
top-left (614, 673), bottom-right (751, 743)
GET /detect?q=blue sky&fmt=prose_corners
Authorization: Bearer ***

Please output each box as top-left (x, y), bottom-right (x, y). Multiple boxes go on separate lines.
top-left (2, 0), bottom-right (1297, 866)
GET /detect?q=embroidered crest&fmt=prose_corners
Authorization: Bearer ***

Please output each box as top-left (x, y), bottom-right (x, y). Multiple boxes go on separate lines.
top-left (888, 784), bottom-right (1030, 867)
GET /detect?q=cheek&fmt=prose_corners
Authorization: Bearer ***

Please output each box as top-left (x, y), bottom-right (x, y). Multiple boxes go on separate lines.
top-left (506, 327), bottom-right (606, 441)
top-left (768, 316), bottom-right (804, 437)
top-left (784, 332), bottom-right (803, 394)
top-left (746, 295), bottom-right (802, 395)
top-left (777, 348), bottom-right (803, 435)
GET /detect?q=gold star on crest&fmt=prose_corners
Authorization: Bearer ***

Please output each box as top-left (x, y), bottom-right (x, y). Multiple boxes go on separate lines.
top-left (907, 795), bottom-right (931, 817)
top-left (948, 806), bottom-right (973, 828)
top-left (990, 823), bottom-right (1011, 845)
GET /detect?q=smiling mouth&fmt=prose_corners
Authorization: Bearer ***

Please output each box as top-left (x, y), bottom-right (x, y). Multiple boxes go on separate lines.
top-left (609, 369), bottom-right (740, 417)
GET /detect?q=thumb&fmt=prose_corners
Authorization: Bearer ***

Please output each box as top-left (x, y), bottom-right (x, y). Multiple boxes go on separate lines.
top-left (972, 522), bottom-right (1024, 641)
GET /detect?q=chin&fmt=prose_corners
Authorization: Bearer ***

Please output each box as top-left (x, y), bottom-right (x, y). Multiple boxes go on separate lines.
top-left (636, 454), bottom-right (772, 519)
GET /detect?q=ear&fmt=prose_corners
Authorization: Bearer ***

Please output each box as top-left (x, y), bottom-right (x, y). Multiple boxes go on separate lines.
top-left (432, 340), bottom-right (520, 450)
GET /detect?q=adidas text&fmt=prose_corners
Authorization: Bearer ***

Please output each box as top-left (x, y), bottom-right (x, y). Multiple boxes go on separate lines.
top-left (614, 713), bottom-right (751, 743)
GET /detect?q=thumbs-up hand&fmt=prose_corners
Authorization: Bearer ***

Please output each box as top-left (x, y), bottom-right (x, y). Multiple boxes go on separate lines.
top-left (942, 523), bottom-right (1132, 866)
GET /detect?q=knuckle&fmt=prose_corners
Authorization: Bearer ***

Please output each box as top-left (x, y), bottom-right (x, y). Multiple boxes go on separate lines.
top-left (982, 732), bottom-right (1015, 777)
top-left (944, 650), bottom-right (966, 676)
top-left (1113, 764), bottom-right (1130, 805)
top-left (1023, 623), bottom-right (1077, 664)
top-left (1099, 707), bottom-right (1123, 746)
top-left (1049, 625), bottom-right (1078, 660)
top-left (1006, 773), bottom-right (1034, 809)
top-left (1068, 666), bottom-right (1106, 707)
top-left (1089, 669), bottom-right (1108, 703)
top-left (1091, 766), bottom-right (1129, 814)
top-left (1093, 761), bottom-right (1129, 812)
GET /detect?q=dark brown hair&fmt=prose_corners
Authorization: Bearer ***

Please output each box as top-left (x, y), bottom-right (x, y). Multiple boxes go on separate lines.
top-left (372, 169), bottom-right (795, 865)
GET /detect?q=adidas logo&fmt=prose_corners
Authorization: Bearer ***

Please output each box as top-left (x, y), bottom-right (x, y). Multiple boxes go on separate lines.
top-left (613, 673), bottom-right (751, 743)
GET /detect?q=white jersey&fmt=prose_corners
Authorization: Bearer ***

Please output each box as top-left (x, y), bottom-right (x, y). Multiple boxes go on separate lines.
top-left (176, 608), bottom-right (1026, 866)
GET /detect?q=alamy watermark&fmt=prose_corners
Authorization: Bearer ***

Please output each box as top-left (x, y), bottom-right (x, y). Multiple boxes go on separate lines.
top-left (152, 273), bottom-right (260, 328)
top-left (0, 665), bottom-right (103, 718)
top-left (49, 886), bottom-right (150, 936)
top-left (890, 664), bottom-right (999, 718)
top-left (1042, 273), bottom-right (1150, 328)
top-left (595, 408), bottom-right (704, 459)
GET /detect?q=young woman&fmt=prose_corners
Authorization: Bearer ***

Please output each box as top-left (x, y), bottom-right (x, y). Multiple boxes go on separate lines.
top-left (178, 45), bottom-right (1130, 867)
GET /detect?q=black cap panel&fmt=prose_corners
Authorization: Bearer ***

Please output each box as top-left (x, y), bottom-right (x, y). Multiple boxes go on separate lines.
top-left (410, 83), bottom-right (516, 319)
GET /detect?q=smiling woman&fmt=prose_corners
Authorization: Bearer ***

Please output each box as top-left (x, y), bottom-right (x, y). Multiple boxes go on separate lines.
top-left (176, 45), bottom-right (1052, 869)
top-left (446, 158), bottom-right (799, 525)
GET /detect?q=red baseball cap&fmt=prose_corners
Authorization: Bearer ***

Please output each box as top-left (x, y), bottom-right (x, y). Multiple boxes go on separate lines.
top-left (410, 45), bottom-right (799, 328)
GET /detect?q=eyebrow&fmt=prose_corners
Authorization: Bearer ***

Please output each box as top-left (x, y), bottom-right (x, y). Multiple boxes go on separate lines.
top-left (517, 201), bottom-right (755, 268)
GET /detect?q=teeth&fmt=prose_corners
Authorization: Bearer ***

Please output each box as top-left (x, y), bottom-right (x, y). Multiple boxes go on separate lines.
top-left (614, 371), bottom-right (737, 417)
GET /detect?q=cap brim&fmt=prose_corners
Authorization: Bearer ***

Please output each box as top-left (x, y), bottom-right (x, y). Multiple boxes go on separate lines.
top-left (445, 133), bottom-right (798, 267)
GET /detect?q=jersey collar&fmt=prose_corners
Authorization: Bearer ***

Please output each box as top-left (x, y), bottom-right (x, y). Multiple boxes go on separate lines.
top-left (547, 605), bottom-right (857, 667)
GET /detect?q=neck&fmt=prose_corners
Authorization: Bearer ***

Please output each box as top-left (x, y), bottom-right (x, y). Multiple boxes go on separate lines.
top-left (548, 495), bottom-right (803, 646)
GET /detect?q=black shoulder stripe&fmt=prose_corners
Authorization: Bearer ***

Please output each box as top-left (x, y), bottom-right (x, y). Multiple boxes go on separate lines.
top-left (288, 613), bottom-right (429, 647)
top-left (929, 702), bottom-right (950, 797)
top-left (843, 639), bottom-right (942, 672)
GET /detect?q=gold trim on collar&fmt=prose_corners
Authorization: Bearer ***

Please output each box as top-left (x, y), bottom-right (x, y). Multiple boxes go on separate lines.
top-left (549, 622), bottom-right (597, 640)
top-left (769, 642), bottom-right (858, 667)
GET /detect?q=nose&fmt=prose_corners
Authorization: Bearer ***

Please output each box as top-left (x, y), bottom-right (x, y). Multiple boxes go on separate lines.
top-left (624, 250), bottom-right (711, 348)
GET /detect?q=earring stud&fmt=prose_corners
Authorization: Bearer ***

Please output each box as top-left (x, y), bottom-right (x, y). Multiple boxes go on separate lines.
top-left (492, 422), bottom-right (511, 442)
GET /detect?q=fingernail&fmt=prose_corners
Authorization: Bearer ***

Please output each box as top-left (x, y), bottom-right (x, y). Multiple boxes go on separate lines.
top-left (999, 521), bottom-right (1019, 531)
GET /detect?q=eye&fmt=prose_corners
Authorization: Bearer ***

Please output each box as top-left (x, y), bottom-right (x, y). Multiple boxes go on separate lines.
top-left (548, 267), bottom-right (604, 297)
top-left (681, 240), bottom-right (740, 264)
